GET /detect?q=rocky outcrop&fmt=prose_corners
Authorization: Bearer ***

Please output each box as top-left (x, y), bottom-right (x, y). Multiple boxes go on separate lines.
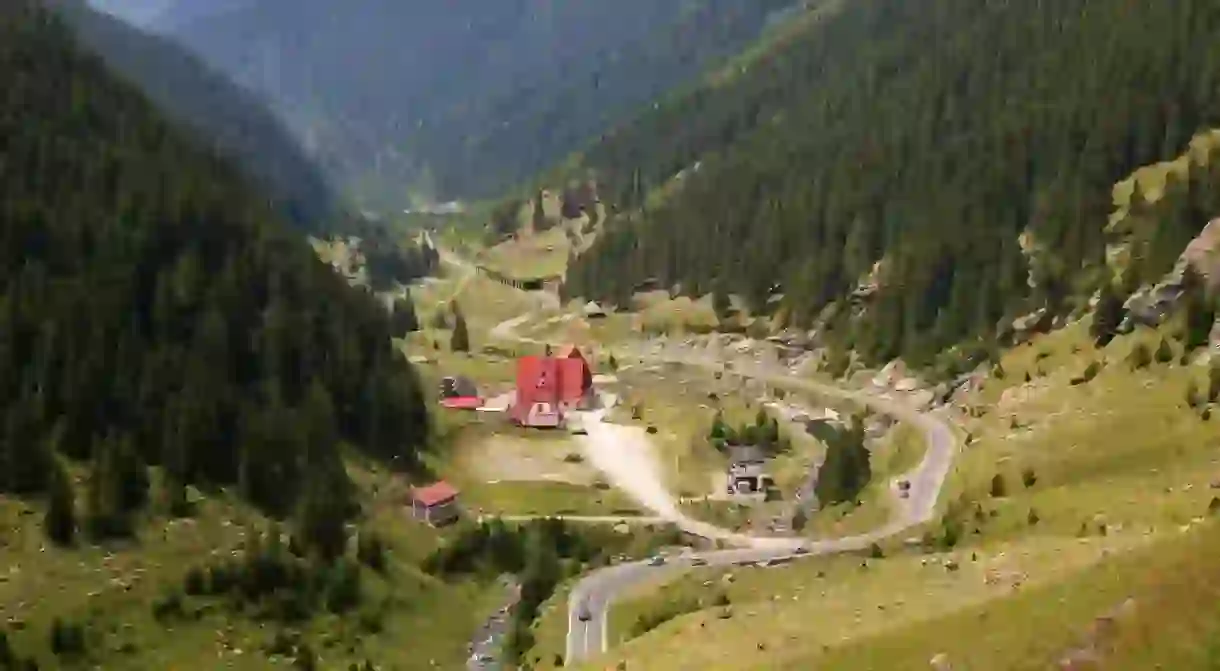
top-left (1120, 218), bottom-right (1220, 331)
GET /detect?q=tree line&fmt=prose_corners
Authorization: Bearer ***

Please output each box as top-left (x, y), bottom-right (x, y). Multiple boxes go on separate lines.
top-left (0, 3), bottom-right (430, 545)
top-left (567, 0), bottom-right (1220, 370)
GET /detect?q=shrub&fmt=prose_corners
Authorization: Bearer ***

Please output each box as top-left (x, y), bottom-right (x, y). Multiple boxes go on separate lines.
top-left (1127, 342), bottom-right (1152, 369)
top-left (1027, 509), bottom-right (1040, 526)
top-left (49, 618), bottom-right (85, 657)
top-left (152, 591), bottom-right (185, 622)
top-left (1187, 381), bottom-right (1203, 408)
top-left (868, 543), bottom-right (884, 559)
top-left (183, 567), bottom-right (207, 596)
top-left (791, 508), bottom-right (808, 532)
top-left (1021, 468), bottom-right (1038, 488)
top-left (1154, 337), bottom-right (1174, 363)
top-left (357, 532), bottom-right (387, 573)
top-left (989, 473), bottom-right (1008, 498)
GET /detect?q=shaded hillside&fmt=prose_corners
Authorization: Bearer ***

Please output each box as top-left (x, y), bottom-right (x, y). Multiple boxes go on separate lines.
top-left (568, 0), bottom-right (1220, 369)
top-left (0, 1), bottom-right (428, 527)
top-left (165, 0), bottom-right (796, 208)
top-left (55, 0), bottom-right (337, 230)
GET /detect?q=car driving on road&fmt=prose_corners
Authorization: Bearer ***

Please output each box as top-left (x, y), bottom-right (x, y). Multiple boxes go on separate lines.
top-left (648, 555), bottom-right (666, 566)
top-left (577, 606), bottom-right (592, 622)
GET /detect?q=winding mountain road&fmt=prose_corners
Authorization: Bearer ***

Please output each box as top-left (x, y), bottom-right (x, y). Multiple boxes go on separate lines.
top-left (436, 249), bottom-right (961, 666)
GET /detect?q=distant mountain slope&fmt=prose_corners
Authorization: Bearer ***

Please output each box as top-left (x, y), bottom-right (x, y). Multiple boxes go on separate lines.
top-left (0, 1), bottom-right (427, 520)
top-left (56, 0), bottom-right (338, 230)
top-left (567, 0), bottom-right (1220, 371)
top-left (164, 0), bottom-right (797, 209)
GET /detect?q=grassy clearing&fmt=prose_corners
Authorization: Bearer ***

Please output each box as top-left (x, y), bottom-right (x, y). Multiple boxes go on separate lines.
top-left (478, 226), bottom-right (573, 280)
top-left (634, 293), bottom-right (720, 335)
top-left (459, 482), bottom-right (641, 518)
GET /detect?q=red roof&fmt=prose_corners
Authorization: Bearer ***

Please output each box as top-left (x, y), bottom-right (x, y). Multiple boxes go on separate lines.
top-left (441, 396), bottom-right (483, 410)
top-left (411, 481), bottom-right (459, 507)
top-left (510, 354), bottom-right (592, 423)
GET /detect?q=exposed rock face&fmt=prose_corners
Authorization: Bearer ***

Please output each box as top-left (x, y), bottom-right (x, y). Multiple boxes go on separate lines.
top-left (1182, 218), bottom-right (1220, 288)
top-left (1120, 218), bottom-right (1220, 331)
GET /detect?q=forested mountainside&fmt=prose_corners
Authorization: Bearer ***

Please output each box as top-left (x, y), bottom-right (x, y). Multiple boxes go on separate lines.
top-left (51, 0), bottom-right (338, 230)
top-left (568, 0), bottom-right (1220, 369)
top-left (0, 2), bottom-right (428, 533)
top-left (165, 0), bottom-right (798, 209)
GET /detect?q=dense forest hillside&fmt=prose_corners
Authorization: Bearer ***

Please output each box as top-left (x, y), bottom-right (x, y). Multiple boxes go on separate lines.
top-left (0, 2), bottom-right (428, 534)
top-left (164, 0), bottom-right (798, 208)
top-left (568, 0), bottom-right (1220, 369)
top-left (51, 0), bottom-right (338, 230)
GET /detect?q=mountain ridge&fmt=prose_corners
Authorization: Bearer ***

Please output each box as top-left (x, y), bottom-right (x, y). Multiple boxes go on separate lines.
top-left (61, 0), bottom-right (339, 230)
top-left (162, 0), bottom-right (799, 209)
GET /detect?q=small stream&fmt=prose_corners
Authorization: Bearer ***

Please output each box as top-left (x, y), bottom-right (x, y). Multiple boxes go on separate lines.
top-left (466, 576), bottom-right (521, 670)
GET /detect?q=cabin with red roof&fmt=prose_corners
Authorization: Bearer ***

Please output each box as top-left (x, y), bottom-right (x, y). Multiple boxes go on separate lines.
top-left (409, 481), bottom-right (460, 526)
top-left (509, 346), bottom-right (594, 428)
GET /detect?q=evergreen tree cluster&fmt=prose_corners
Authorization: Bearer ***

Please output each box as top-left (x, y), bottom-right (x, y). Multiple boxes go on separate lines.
top-left (707, 408), bottom-right (790, 456)
top-left (180, 525), bottom-right (367, 624)
top-left (53, 0), bottom-right (339, 230)
top-left (0, 4), bottom-right (430, 531)
top-left (567, 0), bottom-right (1220, 367)
top-left (814, 416), bottom-right (871, 506)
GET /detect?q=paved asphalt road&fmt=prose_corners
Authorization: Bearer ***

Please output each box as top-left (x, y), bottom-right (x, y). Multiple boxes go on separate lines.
top-left (561, 341), bottom-right (960, 665)
top-left (439, 251), bottom-right (961, 667)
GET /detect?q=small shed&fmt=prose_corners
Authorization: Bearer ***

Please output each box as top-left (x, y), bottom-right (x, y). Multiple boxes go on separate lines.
top-left (409, 481), bottom-right (460, 527)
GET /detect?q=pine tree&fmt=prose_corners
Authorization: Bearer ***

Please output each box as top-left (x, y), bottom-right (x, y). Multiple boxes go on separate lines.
top-left (44, 454), bottom-right (76, 546)
top-left (1155, 337), bottom-right (1174, 364)
top-left (390, 296), bottom-right (419, 335)
top-left (294, 466), bottom-right (350, 563)
top-left (814, 416), bottom-right (871, 505)
top-left (1091, 281), bottom-right (1124, 345)
top-left (532, 192), bottom-right (549, 232)
top-left (451, 309), bottom-right (471, 353)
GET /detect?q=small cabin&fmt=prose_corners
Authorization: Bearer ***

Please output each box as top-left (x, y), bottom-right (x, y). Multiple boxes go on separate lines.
top-left (409, 481), bottom-right (460, 527)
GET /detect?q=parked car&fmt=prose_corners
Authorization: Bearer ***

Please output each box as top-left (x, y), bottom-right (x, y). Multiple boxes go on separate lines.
top-left (690, 555), bottom-right (708, 566)
top-left (793, 546), bottom-right (810, 555)
top-left (648, 555), bottom-right (667, 566)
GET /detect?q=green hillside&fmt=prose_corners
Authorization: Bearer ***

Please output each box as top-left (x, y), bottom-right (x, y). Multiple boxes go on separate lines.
top-left (567, 0), bottom-right (1220, 370)
top-left (0, 2), bottom-right (459, 667)
top-left (51, 0), bottom-right (339, 230)
top-left (0, 0), bottom-right (429, 537)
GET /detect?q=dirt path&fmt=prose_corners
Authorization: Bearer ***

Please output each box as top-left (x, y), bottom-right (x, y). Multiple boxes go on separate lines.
top-left (575, 408), bottom-right (800, 550)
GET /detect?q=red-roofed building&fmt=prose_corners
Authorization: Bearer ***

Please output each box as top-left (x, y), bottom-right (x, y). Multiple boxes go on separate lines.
top-left (409, 481), bottom-right (460, 526)
top-left (510, 346), bottom-right (595, 428)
